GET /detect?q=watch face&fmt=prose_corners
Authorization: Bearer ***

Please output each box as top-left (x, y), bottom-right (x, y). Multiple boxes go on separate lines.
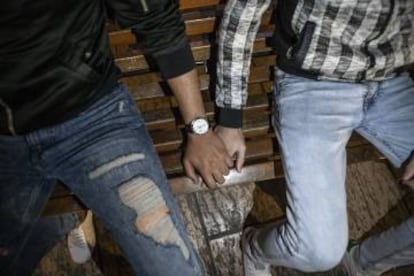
top-left (191, 118), bottom-right (209, 134)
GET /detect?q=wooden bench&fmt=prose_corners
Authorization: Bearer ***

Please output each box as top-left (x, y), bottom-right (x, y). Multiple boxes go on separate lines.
top-left (42, 0), bottom-right (386, 216)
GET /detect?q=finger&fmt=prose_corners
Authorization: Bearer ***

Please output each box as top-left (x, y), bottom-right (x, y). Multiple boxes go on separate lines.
top-left (223, 152), bottom-right (234, 167)
top-left (213, 170), bottom-right (226, 185)
top-left (236, 147), bottom-right (246, 172)
top-left (183, 160), bottom-right (198, 184)
top-left (199, 170), bottom-right (216, 189)
top-left (212, 147), bottom-right (233, 168)
top-left (220, 165), bottom-right (230, 176)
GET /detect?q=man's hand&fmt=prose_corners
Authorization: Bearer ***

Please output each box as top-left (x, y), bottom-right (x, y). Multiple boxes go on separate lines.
top-left (402, 157), bottom-right (414, 188)
top-left (183, 130), bottom-right (233, 188)
top-left (215, 125), bottom-right (246, 172)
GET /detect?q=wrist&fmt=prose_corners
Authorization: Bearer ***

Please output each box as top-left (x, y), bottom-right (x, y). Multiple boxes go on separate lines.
top-left (184, 116), bottom-right (210, 135)
top-left (215, 125), bottom-right (242, 134)
top-left (215, 125), bottom-right (242, 130)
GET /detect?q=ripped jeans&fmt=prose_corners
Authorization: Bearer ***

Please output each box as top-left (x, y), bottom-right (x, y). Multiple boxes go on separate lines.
top-left (0, 84), bottom-right (203, 275)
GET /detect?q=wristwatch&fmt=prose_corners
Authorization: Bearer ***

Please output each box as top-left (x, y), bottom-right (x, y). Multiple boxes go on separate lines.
top-left (185, 117), bottom-right (210, 135)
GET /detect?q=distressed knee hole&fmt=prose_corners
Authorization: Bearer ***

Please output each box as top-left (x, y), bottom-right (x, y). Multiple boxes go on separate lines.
top-left (89, 153), bottom-right (145, 179)
top-left (118, 177), bottom-right (189, 260)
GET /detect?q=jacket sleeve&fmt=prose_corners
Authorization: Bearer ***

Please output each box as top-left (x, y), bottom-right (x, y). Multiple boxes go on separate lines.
top-left (107, 0), bottom-right (194, 79)
top-left (215, 0), bottom-right (271, 128)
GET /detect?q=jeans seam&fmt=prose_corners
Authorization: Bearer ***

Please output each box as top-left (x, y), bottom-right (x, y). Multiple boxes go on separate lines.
top-left (363, 83), bottom-right (382, 114)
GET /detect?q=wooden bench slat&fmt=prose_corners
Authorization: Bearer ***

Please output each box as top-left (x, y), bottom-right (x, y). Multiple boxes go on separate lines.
top-left (186, 16), bottom-right (217, 36)
top-left (261, 81), bottom-right (274, 94)
top-left (114, 38), bottom-right (272, 73)
top-left (124, 65), bottom-right (272, 103)
top-left (109, 17), bottom-right (218, 46)
top-left (180, 0), bottom-right (220, 11)
top-left (152, 129), bottom-right (183, 152)
top-left (121, 56), bottom-right (274, 93)
top-left (109, 30), bottom-right (135, 46)
top-left (170, 161), bottom-right (281, 195)
top-left (252, 55), bottom-right (277, 67)
top-left (142, 108), bottom-right (176, 131)
top-left (136, 97), bottom-right (172, 112)
top-left (108, 8), bottom-right (273, 47)
top-left (242, 111), bottom-right (270, 138)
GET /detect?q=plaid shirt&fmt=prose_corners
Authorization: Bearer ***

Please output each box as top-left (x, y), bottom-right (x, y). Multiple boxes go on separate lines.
top-left (215, 0), bottom-right (414, 128)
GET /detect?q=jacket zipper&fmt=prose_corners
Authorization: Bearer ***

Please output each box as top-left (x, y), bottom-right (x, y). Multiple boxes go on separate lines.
top-left (140, 0), bottom-right (149, 13)
top-left (0, 99), bottom-right (17, 135)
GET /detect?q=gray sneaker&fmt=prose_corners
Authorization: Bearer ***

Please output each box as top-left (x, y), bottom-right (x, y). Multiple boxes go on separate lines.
top-left (241, 227), bottom-right (272, 276)
top-left (342, 242), bottom-right (384, 276)
top-left (342, 244), bottom-right (367, 276)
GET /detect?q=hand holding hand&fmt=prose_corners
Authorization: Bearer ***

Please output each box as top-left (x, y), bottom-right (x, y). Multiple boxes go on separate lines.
top-left (183, 130), bottom-right (233, 188)
top-left (215, 125), bottom-right (246, 172)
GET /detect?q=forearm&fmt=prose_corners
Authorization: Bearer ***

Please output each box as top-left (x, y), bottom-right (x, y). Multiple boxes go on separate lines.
top-left (169, 70), bottom-right (234, 188)
top-left (109, 0), bottom-right (191, 78)
top-left (167, 68), bottom-right (206, 124)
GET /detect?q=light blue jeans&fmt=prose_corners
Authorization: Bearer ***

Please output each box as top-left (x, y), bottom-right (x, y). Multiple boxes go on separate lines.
top-left (0, 84), bottom-right (203, 275)
top-left (248, 70), bottom-right (414, 272)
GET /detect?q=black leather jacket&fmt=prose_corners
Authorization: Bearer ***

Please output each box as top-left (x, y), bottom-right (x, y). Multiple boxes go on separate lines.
top-left (0, 0), bottom-right (194, 134)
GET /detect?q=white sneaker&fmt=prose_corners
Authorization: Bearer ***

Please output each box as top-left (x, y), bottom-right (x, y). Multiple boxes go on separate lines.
top-left (67, 226), bottom-right (91, 264)
top-left (241, 227), bottom-right (272, 276)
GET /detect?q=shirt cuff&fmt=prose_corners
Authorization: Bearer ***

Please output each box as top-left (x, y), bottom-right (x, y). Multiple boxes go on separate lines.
top-left (152, 43), bottom-right (195, 79)
top-left (216, 107), bottom-right (243, 128)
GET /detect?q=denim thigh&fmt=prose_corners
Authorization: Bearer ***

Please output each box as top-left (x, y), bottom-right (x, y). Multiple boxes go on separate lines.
top-left (356, 73), bottom-right (414, 167)
top-left (0, 132), bottom-right (77, 275)
top-left (32, 84), bottom-right (203, 276)
top-left (265, 71), bottom-right (366, 269)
